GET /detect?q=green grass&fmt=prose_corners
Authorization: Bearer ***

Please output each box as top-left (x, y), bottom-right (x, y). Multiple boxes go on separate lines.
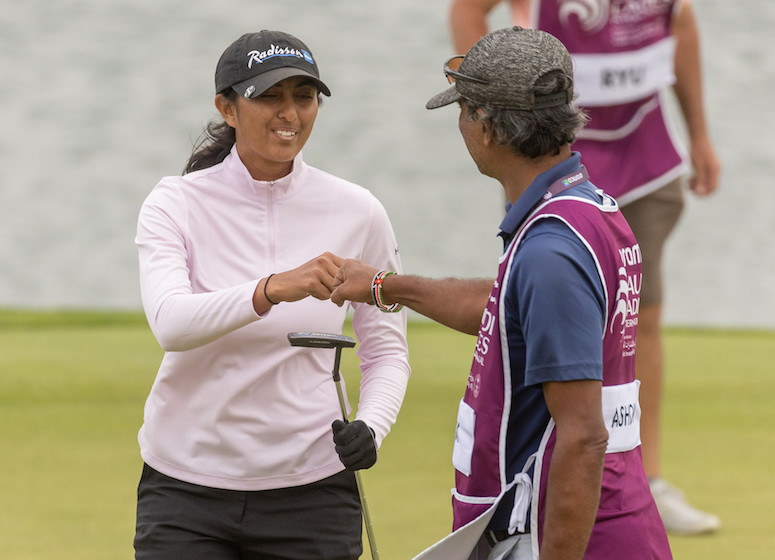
top-left (1, 310), bottom-right (773, 559)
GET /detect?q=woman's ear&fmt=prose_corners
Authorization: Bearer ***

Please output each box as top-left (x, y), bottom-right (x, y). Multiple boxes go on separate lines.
top-left (215, 94), bottom-right (237, 128)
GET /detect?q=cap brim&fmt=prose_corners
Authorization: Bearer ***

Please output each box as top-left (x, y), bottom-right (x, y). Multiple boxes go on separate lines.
top-left (425, 85), bottom-right (462, 110)
top-left (232, 67), bottom-right (331, 98)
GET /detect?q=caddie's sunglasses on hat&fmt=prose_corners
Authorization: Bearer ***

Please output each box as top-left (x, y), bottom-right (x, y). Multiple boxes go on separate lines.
top-left (444, 55), bottom-right (488, 85)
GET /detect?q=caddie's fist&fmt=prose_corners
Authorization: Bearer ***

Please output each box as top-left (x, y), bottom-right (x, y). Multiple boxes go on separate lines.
top-left (332, 419), bottom-right (378, 471)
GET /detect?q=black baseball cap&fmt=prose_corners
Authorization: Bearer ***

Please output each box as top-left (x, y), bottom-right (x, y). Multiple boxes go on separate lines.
top-left (215, 30), bottom-right (331, 98)
top-left (426, 26), bottom-right (573, 111)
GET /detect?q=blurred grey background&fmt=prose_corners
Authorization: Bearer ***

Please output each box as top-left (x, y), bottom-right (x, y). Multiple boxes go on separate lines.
top-left (0, 0), bottom-right (772, 328)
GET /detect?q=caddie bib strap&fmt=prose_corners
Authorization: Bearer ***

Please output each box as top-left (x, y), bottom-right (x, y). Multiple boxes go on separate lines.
top-left (508, 454), bottom-right (536, 535)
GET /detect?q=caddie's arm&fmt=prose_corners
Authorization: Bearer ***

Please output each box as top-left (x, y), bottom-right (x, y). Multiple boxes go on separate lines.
top-left (540, 379), bottom-right (609, 560)
top-left (450, 0), bottom-right (532, 53)
top-left (450, 0), bottom-right (502, 53)
top-left (671, 0), bottom-right (721, 196)
top-left (331, 258), bottom-right (493, 335)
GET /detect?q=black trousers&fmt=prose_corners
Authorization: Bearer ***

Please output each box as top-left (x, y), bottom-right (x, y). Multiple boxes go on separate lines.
top-left (134, 464), bottom-right (362, 560)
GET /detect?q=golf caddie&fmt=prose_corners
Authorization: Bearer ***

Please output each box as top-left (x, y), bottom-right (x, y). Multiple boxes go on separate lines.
top-left (331, 26), bottom-right (672, 559)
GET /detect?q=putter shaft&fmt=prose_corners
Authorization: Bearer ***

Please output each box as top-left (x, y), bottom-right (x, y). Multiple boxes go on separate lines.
top-left (332, 346), bottom-right (379, 560)
top-left (288, 333), bottom-right (379, 559)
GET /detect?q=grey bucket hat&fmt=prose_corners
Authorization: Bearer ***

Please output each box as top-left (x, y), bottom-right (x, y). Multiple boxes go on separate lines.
top-left (426, 26), bottom-right (573, 111)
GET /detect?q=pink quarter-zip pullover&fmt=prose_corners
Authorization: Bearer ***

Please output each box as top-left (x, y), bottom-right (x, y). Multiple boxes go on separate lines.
top-left (136, 146), bottom-right (409, 490)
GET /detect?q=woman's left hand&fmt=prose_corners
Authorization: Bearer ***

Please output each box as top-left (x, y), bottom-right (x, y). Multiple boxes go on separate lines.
top-left (332, 419), bottom-right (378, 471)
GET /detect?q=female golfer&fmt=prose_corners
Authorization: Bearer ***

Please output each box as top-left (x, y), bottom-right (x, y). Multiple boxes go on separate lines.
top-left (133, 30), bottom-right (409, 560)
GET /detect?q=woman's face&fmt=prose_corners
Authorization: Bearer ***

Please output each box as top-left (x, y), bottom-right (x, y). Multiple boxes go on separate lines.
top-left (217, 76), bottom-right (319, 181)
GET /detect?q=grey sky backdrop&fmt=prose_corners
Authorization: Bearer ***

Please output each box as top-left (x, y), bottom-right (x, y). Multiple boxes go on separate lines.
top-left (0, 0), bottom-right (772, 329)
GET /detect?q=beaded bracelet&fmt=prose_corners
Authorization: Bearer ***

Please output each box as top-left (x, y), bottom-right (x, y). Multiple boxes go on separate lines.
top-left (371, 270), bottom-right (403, 313)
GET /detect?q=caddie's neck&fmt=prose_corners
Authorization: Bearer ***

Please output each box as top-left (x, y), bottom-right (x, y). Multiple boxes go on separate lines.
top-left (498, 144), bottom-right (573, 205)
top-left (457, 103), bottom-right (573, 204)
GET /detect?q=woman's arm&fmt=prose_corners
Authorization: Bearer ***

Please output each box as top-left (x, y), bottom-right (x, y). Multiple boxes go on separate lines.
top-left (137, 189), bottom-right (342, 351)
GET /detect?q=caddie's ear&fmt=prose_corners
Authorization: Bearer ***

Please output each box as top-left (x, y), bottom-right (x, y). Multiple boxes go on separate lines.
top-left (481, 120), bottom-right (495, 146)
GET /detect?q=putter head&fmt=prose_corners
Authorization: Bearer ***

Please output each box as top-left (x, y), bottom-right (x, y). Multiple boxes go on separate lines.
top-left (287, 332), bottom-right (356, 349)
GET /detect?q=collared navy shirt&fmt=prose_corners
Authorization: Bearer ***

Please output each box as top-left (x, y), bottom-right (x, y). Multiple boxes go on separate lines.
top-left (499, 152), bottom-right (587, 244)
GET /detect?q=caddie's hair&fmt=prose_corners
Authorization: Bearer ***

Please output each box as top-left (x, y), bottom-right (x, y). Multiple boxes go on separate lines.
top-left (462, 70), bottom-right (588, 158)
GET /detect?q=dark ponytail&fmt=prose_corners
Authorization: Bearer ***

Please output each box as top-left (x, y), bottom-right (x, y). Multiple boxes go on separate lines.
top-left (183, 89), bottom-right (238, 174)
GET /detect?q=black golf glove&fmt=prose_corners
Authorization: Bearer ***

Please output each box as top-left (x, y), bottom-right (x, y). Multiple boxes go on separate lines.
top-left (332, 419), bottom-right (378, 471)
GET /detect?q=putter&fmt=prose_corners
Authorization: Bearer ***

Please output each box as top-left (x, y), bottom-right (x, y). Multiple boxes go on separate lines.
top-left (287, 332), bottom-right (380, 560)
